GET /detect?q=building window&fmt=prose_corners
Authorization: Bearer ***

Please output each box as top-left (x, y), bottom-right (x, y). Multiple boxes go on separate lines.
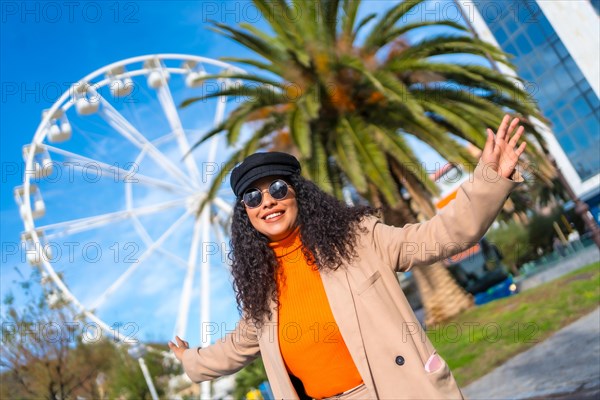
top-left (591, 0), bottom-right (600, 15)
top-left (475, 0), bottom-right (600, 180)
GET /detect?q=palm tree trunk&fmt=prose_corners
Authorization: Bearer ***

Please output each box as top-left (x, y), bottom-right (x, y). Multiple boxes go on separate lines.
top-left (411, 262), bottom-right (474, 326)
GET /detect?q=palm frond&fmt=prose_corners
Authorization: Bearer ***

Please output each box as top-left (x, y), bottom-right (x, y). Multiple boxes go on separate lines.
top-left (387, 59), bottom-right (485, 82)
top-left (375, 20), bottom-right (468, 50)
top-left (401, 116), bottom-right (476, 168)
top-left (373, 126), bottom-right (439, 195)
top-left (334, 125), bottom-right (368, 193)
top-left (352, 12), bottom-right (377, 42)
top-left (252, 0), bottom-right (303, 50)
top-left (322, 0), bottom-right (341, 41)
top-left (342, 117), bottom-right (399, 204)
top-left (305, 136), bottom-right (333, 194)
top-left (181, 83), bottom-right (288, 110)
top-left (289, 105), bottom-right (312, 157)
top-left (398, 35), bottom-right (513, 68)
top-left (219, 57), bottom-right (279, 74)
top-left (211, 22), bottom-right (288, 63)
top-left (420, 101), bottom-right (488, 148)
top-left (388, 156), bottom-right (437, 219)
top-left (341, 0), bottom-right (361, 40)
top-left (363, 0), bottom-right (428, 50)
top-left (196, 126), bottom-right (269, 215)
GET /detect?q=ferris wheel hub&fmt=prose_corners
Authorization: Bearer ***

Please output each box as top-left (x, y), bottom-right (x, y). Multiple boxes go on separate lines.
top-left (185, 193), bottom-right (205, 215)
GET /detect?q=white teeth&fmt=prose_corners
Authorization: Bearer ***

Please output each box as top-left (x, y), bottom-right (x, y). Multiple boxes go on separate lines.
top-left (265, 212), bottom-right (282, 220)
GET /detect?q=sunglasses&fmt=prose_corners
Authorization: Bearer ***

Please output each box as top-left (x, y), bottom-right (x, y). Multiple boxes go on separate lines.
top-left (241, 179), bottom-right (290, 208)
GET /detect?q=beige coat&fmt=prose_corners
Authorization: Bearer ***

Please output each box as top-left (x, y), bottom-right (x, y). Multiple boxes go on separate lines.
top-left (182, 163), bottom-right (522, 399)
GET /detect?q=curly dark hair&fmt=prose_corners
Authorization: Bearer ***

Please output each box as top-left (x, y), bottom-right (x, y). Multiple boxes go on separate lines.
top-left (229, 173), bottom-right (378, 327)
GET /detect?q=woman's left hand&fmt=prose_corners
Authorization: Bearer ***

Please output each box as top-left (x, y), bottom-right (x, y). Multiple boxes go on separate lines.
top-left (168, 336), bottom-right (189, 362)
top-left (481, 114), bottom-right (527, 179)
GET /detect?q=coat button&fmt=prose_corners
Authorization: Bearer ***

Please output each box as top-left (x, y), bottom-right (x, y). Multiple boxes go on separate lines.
top-left (395, 355), bottom-right (405, 366)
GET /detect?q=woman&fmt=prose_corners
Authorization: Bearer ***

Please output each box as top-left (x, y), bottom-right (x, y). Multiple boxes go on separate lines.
top-left (169, 115), bottom-right (527, 399)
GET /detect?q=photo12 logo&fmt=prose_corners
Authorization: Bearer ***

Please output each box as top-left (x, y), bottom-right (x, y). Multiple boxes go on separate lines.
top-left (2, 240), bottom-right (141, 266)
top-left (1, 2), bottom-right (140, 24)
top-left (2, 161), bottom-right (140, 185)
top-left (1, 320), bottom-right (139, 344)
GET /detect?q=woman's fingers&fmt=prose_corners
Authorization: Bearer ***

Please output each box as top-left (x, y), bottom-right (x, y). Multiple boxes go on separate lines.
top-left (169, 337), bottom-right (190, 362)
top-left (515, 141), bottom-right (527, 157)
top-left (483, 115), bottom-right (526, 177)
top-left (505, 117), bottom-right (520, 142)
top-left (509, 125), bottom-right (525, 147)
top-left (496, 114), bottom-right (511, 141)
top-left (169, 336), bottom-right (189, 351)
top-left (496, 114), bottom-right (521, 142)
top-left (175, 336), bottom-right (188, 348)
top-left (485, 128), bottom-right (495, 152)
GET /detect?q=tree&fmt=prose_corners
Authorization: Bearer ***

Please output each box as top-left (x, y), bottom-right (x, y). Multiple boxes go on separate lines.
top-left (1, 270), bottom-right (113, 399)
top-left (183, 0), bottom-right (555, 323)
top-left (1, 269), bottom-right (176, 400)
top-left (104, 343), bottom-right (179, 400)
top-left (233, 358), bottom-right (268, 399)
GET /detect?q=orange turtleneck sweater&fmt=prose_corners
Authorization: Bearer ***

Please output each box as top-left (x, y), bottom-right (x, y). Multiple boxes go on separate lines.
top-left (269, 227), bottom-right (363, 399)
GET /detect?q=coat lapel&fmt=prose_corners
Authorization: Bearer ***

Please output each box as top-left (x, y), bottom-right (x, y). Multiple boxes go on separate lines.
top-left (319, 268), bottom-right (378, 397)
top-left (258, 298), bottom-right (299, 399)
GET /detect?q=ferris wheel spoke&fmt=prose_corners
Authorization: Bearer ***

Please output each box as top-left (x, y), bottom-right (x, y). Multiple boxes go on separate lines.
top-left (212, 196), bottom-right (233, 214)
top-left (174, 215), bottom-right (204, 338)
top-left (211, 219), bottom-right (230, 272)
top-left (131, 215), bottom-right (188, 268)
top-left (88, 208), bottom-right (193, 311)
top-left (158, 249), bottom-right (188, 268)
top-left (131, 214), bottom-right (154, 246)
top-left (98, 97), bottom-right (196, 189)
top-left (44, 145), bottom-right (193, 195)
top-left (156, 84), bottom-right (202, 183)
top-left (200, 207), bottom-right (211, 349)
top-left (215, 214), bottom-right (230, 237)
top-left (39, 197), bottom-right (189, 240)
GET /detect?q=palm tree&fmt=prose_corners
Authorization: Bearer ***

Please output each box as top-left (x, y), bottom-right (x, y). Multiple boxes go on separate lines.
top-left (183, 0), bottom-right (555, 324)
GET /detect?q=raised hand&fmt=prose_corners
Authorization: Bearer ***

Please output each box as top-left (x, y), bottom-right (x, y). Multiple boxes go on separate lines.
top-left (168, 335), bottom-right (189, 362)
top-left (481, 114), bottom-right (527, 179)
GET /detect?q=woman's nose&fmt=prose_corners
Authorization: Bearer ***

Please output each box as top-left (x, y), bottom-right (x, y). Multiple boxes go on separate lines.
top-left (262, 191), bottom-right (278, 207)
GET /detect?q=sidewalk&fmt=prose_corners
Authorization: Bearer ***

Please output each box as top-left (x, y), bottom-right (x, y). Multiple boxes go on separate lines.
top-left (463, 307), bottom-right (600, 399)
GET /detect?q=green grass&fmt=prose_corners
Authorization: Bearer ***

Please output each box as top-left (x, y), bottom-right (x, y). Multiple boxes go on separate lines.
top-left (427, 261), bottom-right (600, 386)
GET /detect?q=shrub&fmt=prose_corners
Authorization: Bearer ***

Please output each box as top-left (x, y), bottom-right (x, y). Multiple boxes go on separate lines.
top-left (487, 220), bottom-right (530, 270)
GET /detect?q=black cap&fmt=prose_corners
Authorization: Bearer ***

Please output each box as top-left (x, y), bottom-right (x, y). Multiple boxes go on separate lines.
top-left (230, 152), bottom-right (301, 197)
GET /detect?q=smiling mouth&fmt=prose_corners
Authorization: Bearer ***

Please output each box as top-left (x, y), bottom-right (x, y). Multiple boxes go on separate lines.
top-left (264, 211), bottom-right (284, 220)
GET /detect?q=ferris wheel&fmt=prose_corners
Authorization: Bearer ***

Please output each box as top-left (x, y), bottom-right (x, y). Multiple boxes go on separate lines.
top-left (15, 54), bottom-right (246, 398)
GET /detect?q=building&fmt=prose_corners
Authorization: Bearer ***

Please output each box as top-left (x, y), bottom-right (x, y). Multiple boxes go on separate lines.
top-left (456, 0), bottom-right (600, 222)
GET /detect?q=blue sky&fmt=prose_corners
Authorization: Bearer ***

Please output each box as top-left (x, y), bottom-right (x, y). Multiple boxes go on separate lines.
top-left (1, 1), bottom-right (262, 346)
top-left (1, 0), bottom-right (454, 345)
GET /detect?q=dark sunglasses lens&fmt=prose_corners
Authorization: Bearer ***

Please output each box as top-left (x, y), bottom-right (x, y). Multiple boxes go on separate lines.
top-left (269, 180), bottom-right (288, 200)
top-left (243, 189), bottom-right (262, 208)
